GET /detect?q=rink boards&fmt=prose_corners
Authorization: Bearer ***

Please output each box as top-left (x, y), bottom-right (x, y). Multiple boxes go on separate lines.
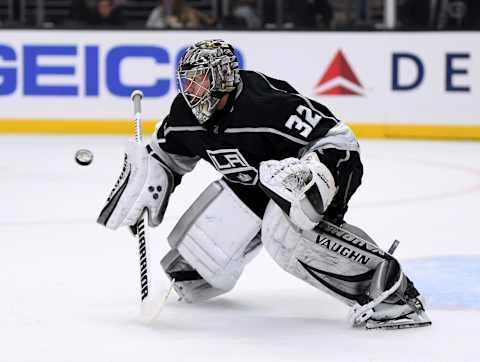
top-left (0, 30), bottom-right (478, 139)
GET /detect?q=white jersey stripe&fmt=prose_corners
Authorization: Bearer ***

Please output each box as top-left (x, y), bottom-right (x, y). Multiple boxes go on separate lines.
top-left (163, 124), bottom-right (309, 146)
top-left (164, 126), bottom-right (206, 137)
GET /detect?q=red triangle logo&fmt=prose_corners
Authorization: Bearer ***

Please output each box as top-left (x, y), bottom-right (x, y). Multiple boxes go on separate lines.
top-left (315, 50), bottom-right (363, 96)
top-left (319, 85), bottom-right (359, 95)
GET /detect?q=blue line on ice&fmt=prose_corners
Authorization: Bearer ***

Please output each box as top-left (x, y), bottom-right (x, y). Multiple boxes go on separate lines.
top-left (403, 255), bottom-right (480, 309)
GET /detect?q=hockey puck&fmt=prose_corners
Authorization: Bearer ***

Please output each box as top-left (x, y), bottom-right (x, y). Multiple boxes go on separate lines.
top-left (75, 149), bottom-right (94, 166)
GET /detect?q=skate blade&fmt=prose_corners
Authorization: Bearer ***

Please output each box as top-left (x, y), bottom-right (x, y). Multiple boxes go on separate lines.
top-left (366, 320), bottom-right (432, 330)
top-left (365, 316), bottom-right (432, 330)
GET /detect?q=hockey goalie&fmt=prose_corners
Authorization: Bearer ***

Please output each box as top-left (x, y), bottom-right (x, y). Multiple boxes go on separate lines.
top-left (97, 39), bottom-right (431, 330)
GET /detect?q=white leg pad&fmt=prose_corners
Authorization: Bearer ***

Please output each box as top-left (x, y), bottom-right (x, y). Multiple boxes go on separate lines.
top-left (261, 201), bottom-right (397, 306)
top-left (168, 180), bottom-right (262, 292)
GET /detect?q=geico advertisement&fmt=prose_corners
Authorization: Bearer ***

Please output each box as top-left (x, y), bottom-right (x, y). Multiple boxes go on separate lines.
top-left (0, 30), bottom-right (477, 124)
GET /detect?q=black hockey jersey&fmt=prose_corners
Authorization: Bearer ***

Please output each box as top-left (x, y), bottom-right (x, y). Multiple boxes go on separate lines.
top-left (149, 70), bottom-right (359, 218)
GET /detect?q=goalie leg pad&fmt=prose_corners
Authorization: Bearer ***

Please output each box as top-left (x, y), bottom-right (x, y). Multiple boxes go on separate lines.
top-left (261, 201), bottom-right (402, 306)
top-left (97, 140), bottom-right (174, 229)
top-left (261, 201), bottom-right (431, 327)
top-left (166, 180), bottom-right (262, 296)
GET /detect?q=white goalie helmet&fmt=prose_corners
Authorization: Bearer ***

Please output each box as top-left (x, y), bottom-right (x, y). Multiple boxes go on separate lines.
top-left (176, 39), bottom-right (241, 124)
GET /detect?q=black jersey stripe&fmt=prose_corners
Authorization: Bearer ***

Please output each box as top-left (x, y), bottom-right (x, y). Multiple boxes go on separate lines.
top-left (224, 127), bottom-right (309, 145)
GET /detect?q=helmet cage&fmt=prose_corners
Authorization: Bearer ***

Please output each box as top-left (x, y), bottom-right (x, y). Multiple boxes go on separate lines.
top-left (176, 40), bottom-right (240, 124)
top-left (176, 65), bottom-right (220, 124)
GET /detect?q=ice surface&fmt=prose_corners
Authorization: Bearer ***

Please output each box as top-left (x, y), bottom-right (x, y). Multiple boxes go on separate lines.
top-left (1, 135), bottom-right (479, 362)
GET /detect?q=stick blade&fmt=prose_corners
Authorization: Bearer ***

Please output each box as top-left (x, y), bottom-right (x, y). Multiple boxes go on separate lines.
top-left (140, 279), bottom-right (175, 323)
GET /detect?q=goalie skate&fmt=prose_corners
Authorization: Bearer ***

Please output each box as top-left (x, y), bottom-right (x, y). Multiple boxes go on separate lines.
top-left (361, 296), bottom-right (432, 330)
top-left (365, 309), bottom-right (432, 330)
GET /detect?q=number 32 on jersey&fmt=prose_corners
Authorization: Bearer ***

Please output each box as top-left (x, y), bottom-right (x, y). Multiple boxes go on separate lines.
top-left (284, 105), bottom-right (322, 138)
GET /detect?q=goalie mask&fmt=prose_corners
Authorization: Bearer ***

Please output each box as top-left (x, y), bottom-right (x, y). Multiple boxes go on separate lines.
top-left (176, 39), bottom-right (241, 124)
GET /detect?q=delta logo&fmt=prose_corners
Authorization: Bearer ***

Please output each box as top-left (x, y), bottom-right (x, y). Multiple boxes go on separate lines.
top-left (314, 50), bottom-right (364, 96)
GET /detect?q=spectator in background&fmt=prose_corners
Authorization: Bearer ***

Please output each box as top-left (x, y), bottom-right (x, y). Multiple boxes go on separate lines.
top-left (146, 0), bottom-right (216, 29)
top-left (89, 0), bottom-right (126, 26)
top-left (72, 0), bottom-right (126, 27)
top-left (398, 0), bottom-right (479, 30)
top-left (438, 0), bottom-right (480, 30)
top-left (230, 0), bottom-right (262, 29)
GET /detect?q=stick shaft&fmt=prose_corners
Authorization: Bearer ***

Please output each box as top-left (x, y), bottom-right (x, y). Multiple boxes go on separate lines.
top-left (130, 90), bottom-right (155, 320)
top-left (131, 90), bottom-right (144, 143)
top-left (134, 113), bottom-right (142, 143)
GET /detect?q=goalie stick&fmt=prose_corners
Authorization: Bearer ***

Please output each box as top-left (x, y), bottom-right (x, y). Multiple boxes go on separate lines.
top-left (131, 90), bottom-right (173, 322)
